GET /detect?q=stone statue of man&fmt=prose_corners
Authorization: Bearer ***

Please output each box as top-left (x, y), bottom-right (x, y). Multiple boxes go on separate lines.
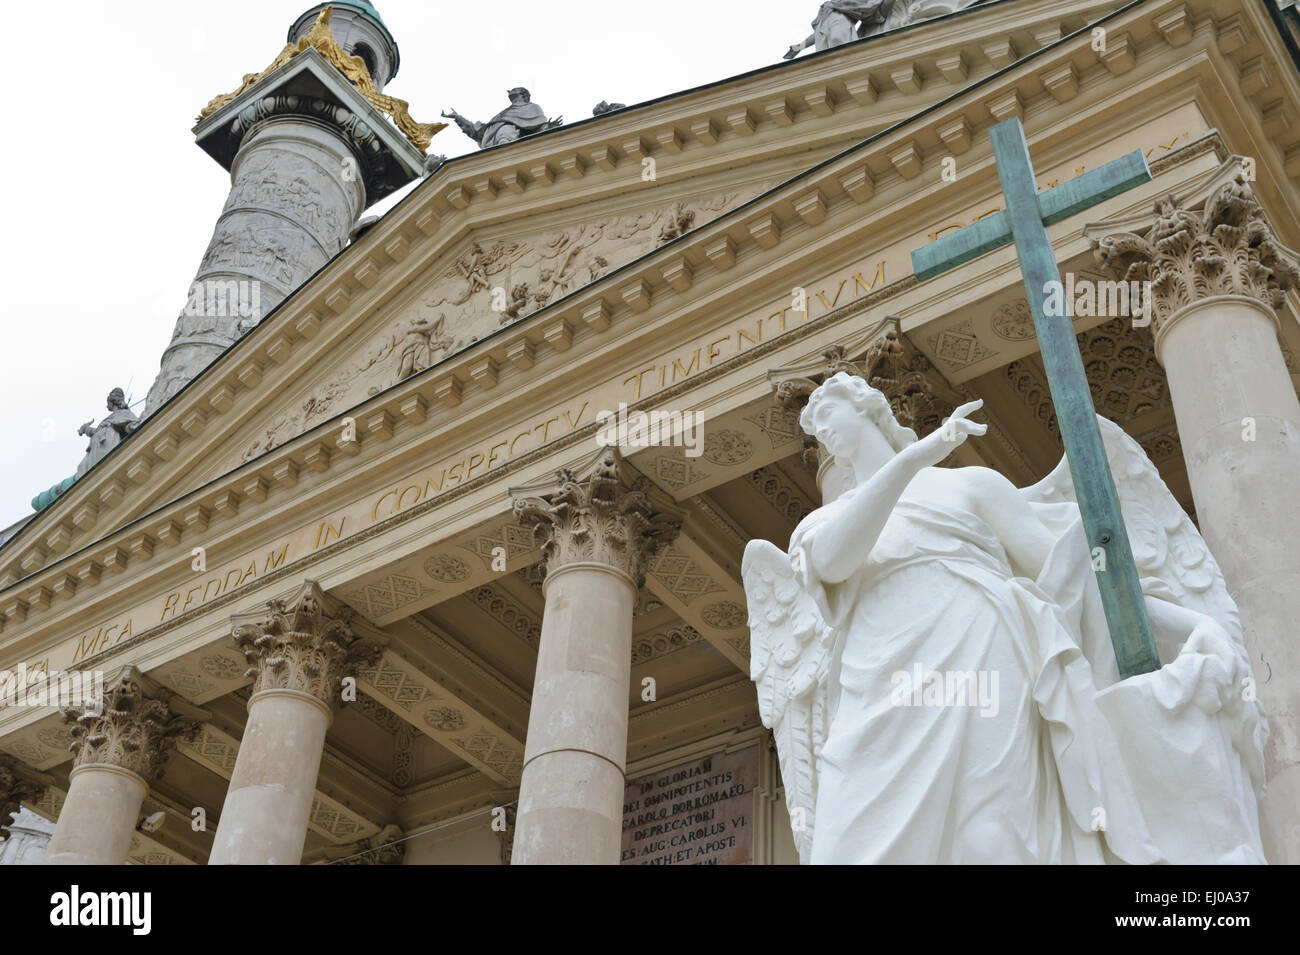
top-left (75, 388), bottom-right (140, 479)
top-left (442, 89), bottom-right (563, 149)
top-left (784, 1), bottom-right (896, 59)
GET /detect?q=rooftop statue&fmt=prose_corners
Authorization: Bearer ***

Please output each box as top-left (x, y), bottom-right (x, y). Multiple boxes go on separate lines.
top-left (442, 88), bottom-right (562, 149)
top-left (784, 1), bottom-right (896, 59)
top-left (32, 388), bottom-right (141, 512)
top-left (75, 388), bottom-right (141, 480)
top-left (743, 372), bottom-right (1268, 864)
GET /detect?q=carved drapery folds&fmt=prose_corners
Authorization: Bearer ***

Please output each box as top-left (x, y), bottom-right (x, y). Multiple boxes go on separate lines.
top-left (769, 317), bottom-right (959, 465)
top-left (0, 756), bottom-right (47, 837)
top-left (62, 667), bottom-right (206, 782)
top-left (233, 581), bottom-right (382, 707)
top-left (512, 449), bottom-right (683, 587)
top-left (1090, 166), bottom-right (1300, 337)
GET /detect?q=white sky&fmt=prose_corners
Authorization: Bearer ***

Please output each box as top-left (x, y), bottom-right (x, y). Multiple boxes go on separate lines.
top-left (0, 0), bottom-right (829, 532)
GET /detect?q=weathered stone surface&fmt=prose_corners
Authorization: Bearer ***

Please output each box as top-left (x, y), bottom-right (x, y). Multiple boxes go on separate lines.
top-left (145, 119), bottom-right (368, 414)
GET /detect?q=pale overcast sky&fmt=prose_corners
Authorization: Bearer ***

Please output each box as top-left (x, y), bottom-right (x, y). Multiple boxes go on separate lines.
top-left (0, 0), bottom-right (835, 532)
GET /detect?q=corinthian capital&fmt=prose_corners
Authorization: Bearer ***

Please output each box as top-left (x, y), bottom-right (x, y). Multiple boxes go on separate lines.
top-left (511, 448), bottom-right (683, 587)
top-left (232, 580), bottom-right (382, 707)
top-left (769, 316), bottom-right (959, 465)
top-left (0, 755), bottom-right (49, 837)
top-left (62, 667), bottom-right (207, 782)
top-left (1088, 158), bottom-right (1300, 335)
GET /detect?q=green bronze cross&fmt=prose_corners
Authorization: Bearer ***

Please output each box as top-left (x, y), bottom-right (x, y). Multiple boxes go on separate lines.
top-left (912, 117), bottom-right (1161, 679)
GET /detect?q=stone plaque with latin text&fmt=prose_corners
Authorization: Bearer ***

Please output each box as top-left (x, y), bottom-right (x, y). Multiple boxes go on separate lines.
top-left (620, 745), bottom-right (757, 865)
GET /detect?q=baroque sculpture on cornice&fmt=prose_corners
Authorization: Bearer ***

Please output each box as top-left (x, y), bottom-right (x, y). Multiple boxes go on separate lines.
top-left (76, 388), bottom-right (140, 479)
top-left (443, 88), bottom-right (563, 149)
top-left (742, 372), bottom-right (1268, 863)
top-left (31, 387), bottom-right (142, 512)
top-left (784, 1), bottom-right (896, 58)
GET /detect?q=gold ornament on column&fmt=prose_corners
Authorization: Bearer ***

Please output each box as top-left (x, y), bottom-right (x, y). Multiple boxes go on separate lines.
top-left (198, 8), bottom-right (445, 152)
top-left (61, 667), bottom-right (207, 782)
top-left (233, 580), bottom-right (382, 707)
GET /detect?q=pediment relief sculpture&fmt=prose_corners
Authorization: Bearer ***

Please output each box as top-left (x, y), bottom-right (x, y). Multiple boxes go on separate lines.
top-left (230, 191), bottom-right (751, 467)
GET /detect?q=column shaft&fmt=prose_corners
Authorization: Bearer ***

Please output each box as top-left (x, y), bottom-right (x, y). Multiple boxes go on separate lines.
top-left (45, 765), bottom-right (147, 866)
top-left (209, 690), bottom-right (331, 865)
top-left (513, 563), bottom-right (636, 865)
top-left (1158, 295), bottom-right (1300, 863)
top-left (207, 580), bottom-right (378, 865)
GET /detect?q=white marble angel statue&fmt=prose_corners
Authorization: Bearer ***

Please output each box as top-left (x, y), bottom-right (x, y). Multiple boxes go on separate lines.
top-left (743, 372), bottom-right (1269, 864)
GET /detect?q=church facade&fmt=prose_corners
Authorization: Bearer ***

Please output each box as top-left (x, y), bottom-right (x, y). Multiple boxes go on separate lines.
top-left (2, 0), bottom-right (1299, 864)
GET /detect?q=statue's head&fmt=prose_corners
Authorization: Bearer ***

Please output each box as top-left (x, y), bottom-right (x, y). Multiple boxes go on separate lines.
top-left (801, 372), bottom-right (916, 461)
top-left (507, 87), bottom-right (531, 104)
top-left (107, 388), bottom-right (127, 411)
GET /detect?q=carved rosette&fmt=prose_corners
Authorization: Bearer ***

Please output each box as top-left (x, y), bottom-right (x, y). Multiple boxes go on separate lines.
top-left (770, 318), bottom-right (959, 465)
top-left (61, 667), bottom-right (205, 782)
top-left (233, 581), bottom-right (382, 708)
top-left (0, 756), bottom-right (45, 837)
top-left (1091, 173), bottom-right (1300, 337)
top-left (511, 449), bottom-right (683, 588)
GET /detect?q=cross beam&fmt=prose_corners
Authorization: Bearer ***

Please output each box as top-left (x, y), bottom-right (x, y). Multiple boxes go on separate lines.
top-left (912, 118), bottom-right (1160, 679)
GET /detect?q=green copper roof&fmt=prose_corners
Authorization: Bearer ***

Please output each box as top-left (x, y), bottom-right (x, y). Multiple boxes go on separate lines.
top-left (32, 476), bottom-right (76, 513)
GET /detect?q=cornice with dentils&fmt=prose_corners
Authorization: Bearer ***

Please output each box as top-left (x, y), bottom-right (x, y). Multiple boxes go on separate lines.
top-left (1, 0), bottom-right (1291, 633)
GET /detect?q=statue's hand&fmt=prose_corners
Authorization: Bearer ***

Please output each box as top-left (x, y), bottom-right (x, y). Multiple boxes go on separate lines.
top-left (904, 399), bottom-right (987, 469)
top-left (1181, 619), bottom-right (1245, 713)
top-left (77, 420), bottom-right (94, 437)
top-left (784, 44), bottom-right (803, 60)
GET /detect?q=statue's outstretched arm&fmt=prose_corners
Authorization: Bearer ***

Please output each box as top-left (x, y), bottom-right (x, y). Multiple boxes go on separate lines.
top-left (784, 35), bottom-right (815, 59)
top-left (811, 400), bottom-right (986, 584)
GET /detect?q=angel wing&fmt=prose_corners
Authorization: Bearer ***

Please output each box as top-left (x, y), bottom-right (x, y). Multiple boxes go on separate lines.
top-left (1023, 415), bottom-right (1242, 652)
top-left (741, 539), bottom-right (836, 864)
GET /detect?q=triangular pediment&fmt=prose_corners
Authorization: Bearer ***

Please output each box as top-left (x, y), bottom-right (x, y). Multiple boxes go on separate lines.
top-left (9, 0), bottom-right (1296, 608)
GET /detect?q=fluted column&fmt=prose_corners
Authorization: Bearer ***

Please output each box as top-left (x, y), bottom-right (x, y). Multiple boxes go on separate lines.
top-left (45, 668), bottom-right (204, 865)
top-left (1092, 165), bottom-right (1300, 863)
top-left (510, 450), bottom-right (681, 864)
top-left (209, 580), bottom-right (380, 865)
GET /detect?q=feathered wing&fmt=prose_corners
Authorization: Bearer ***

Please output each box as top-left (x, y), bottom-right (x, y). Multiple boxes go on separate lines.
top-left (741, 539), bottom-right (836, 864)
top-left (1023, 415), bottom-right (1267, 799)
top-left (1023, 415), bottom-right (1242, 650)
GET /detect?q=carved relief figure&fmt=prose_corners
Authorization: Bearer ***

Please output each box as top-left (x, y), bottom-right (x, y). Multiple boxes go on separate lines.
top-left (743, 372), bottom-right (1267, 863)
top-left (231, 192), bottom-right (755, 465)
top-left (396, 313), bottom-right (453, 380)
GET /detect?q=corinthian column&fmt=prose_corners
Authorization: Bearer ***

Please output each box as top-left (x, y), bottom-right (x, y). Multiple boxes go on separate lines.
top-left (209, 581), bottom-right (380, 865)
top-left (45, 667), bottom-right (205, 865)
top-left (510, 450), bottom-right (682, 864)
top-left (1090, 161), bottom-right (1300, 863)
